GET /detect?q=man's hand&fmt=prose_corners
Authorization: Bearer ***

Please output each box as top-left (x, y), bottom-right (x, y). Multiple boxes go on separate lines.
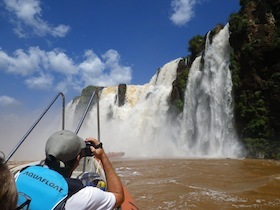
top-left (85, 137), bottom-right (104, 159)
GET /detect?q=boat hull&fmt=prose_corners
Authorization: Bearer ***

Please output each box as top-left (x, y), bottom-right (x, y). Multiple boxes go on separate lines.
top-left (9, 159), bottom-right (138, 209)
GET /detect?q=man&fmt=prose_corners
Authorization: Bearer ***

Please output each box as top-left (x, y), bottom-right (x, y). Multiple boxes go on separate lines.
top-left (0, 156), bottom-right (18, 210)
top-left (15, 130), bottom-right (124, 209)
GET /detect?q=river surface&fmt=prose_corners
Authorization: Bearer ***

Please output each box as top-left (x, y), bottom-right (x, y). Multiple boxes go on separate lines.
top-left (111, 158), bottom-right (280, 210)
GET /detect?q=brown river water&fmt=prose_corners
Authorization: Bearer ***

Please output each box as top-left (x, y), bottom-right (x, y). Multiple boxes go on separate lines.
top-left (111, 158), bottom-right (280, 210)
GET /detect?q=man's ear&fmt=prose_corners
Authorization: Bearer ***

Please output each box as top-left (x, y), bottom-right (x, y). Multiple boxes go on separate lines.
top-left (77, 154), bottom-right (81, 162)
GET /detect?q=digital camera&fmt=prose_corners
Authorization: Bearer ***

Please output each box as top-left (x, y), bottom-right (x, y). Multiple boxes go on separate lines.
top-left (84, 142), bottom-right (94, 156)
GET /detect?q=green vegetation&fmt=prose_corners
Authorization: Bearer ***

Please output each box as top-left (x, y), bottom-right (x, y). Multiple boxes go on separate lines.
top-left (228, 0), bottom-right (280, 159)
top-left (229, 52), bottom-right (241, 90)
top-left (174, 99), bottom-right (184, 112)
top-left (174, 58), bottom-right (190, 112)
top-left (229, 13), bottom-right (248, 37)
top-left (75, 85), bottom-right (103, 108)
top-left (170, 36), bottom-right (205, 113)
top-left (188, 35), bottom-right (205, 56)
top-left (81, 86), bottom-right (100, 98)
top-left (244, 138), bottom-right (269, 158)
top-left (236, 90), bottom-right (273, 157)
top-left (178, 66), bottom-right (189, 94)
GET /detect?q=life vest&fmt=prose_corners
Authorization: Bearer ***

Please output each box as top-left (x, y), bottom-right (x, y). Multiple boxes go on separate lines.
top-left (15, 165), bottom-right (84, 210)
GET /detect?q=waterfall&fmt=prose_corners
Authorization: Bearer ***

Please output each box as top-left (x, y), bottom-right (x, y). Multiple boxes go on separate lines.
top-left (66, 59), bottom-right (182, 157)
top-left (66, 24), bottom-right (244, 158)
top-left (179, 24), bottom-right (243, 158)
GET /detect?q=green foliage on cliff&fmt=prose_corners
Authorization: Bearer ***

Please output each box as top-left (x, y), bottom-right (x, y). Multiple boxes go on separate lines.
top-left (229, 53), bottom-right (241, 90)
top-left (75, 85), bottom-right (102, 108)
top-left (175, 65), bottom-right (190, 112)
top-left (177, 65), bottom-right (189, 94)
top-left (244, 138), bottom-right (269, 158)
top-left (229, 0), bottom-right (280, 159)
top-left (237, 91), bottom-right (270, 137)
top-left (170, 58), bottom-right (190, 113)
top-left (171, 35), bottom-right (205, 113)
top-left (188, 35), bottom-right (205, 56)
top-left (229, 13), bottom-right (248, 36)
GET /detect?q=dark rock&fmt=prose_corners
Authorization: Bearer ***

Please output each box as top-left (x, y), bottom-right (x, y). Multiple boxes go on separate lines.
top-left (117, 84), bottom-right (127, 107)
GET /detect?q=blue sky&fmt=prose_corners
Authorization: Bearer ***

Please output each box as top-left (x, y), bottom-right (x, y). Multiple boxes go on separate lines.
top-left (0, 0), bottom-right (240, 125)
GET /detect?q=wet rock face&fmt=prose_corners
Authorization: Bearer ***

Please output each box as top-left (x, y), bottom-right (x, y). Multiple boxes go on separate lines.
top-left (171, 59), bottom-right (188, 101)
top-left (117, 84), bottom-right (127, 107)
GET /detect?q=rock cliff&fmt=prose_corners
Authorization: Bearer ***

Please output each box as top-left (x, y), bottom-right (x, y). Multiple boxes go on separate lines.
top-left (229, 0), bottom-right (280, 158)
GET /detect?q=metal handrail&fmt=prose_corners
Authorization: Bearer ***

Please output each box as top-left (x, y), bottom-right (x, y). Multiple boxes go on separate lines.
top-left (75, 90), bottom-right (100, 138)
top-left (74, 89), bottom-right (101, 174)
top-left (5, 92), bottom-right (65, 163)
top-left (96, 91), bottom-right (100, 140)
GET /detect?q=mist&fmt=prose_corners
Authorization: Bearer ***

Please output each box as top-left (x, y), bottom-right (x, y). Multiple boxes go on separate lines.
top-left (1, 103), bottom-right (65, 161)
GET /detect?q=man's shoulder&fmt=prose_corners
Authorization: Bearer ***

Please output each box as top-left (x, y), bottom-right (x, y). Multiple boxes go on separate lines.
top-left (65, 187), bottom-right (116, 209)
top-left (64, 178), bottom-right (84, 196)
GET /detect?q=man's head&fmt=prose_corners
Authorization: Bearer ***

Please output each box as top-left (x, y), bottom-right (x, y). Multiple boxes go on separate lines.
top-left (45, 130), bottom-right (86, 162)
top-left (45, 130), bottom-right (86, 177)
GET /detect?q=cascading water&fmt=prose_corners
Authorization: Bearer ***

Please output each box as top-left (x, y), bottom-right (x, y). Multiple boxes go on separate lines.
top-left (66, 24), bottom-right (244, 158)
top-left (179, 24), bottom-right (244, 158)
top-left (66, 59), bottom-right (182, 157)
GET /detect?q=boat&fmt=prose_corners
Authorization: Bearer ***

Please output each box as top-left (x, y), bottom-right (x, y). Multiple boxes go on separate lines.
top-left (9, 157), bottom-right (138, 210)
top-left (6, 91), bottom-right (138, 210)
top-left (107, 152), bottom-right (125, 158)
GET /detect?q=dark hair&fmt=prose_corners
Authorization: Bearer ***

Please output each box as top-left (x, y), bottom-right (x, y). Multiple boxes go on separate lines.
top-left (0, 157), bottom-right (18, 210)
top-left (45, 155), bottom-right (77, 178)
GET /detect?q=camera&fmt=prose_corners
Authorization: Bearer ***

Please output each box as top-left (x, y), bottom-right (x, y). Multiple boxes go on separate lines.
top-left (84, 142), bottom-right (94, 157)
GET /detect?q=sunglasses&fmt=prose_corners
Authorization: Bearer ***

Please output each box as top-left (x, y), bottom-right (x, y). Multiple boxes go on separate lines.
top-left (15, 192), bottom-right (31, 210)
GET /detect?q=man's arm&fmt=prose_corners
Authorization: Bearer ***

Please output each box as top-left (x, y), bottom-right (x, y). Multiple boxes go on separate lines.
top-left (86, 137), bottom-right (124, 208)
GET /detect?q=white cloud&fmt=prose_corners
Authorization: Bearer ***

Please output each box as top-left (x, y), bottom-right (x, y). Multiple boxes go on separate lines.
top-left (46, 50), bottom-right (78, 74)
top-left (0, 96), bottom-right (21, 106)
top-left (79, 50), bottom-right (105, 75)
top-left (25, 73), bottom-right (53, 89)
top-left (51, 25), bottom-right (71, 38)
top-left (170, 0), bottom-right (198, 26)
top-left (0, 47), bottom-right (45, 76)
top-left (78, 50), bottom-right (132, 87)
top-left (79, 50), bottom-right (105, 85)
top-left (4, 0), bottom-right (70, 38)
top-left (0, 47), bottom-right (132, 93)
top-left (102, 50), bottom-right (132, 85)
